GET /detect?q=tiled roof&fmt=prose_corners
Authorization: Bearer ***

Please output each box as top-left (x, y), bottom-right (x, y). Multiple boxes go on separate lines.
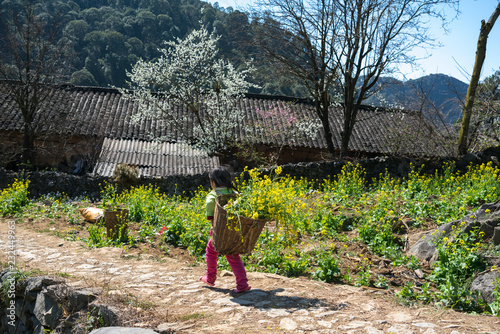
top-left (94, 138), bottom-right (220, 177)
top-left (0, 83), bottom-right (170, 140)
top-left (0, 82), bottom-right (444, 156)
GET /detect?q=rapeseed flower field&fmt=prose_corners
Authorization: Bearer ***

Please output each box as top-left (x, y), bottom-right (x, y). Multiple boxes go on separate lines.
top-left (2, 162), bottom-right (500, 315)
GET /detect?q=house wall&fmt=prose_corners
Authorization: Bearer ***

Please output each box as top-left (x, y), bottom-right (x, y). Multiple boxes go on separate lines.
top-left (278, 146), bottom-right (332, 164)
top-left (228, 144), bottom-right (330, 168)
top-left (0, 131), bottom-right (21, 169)
top-left (0, 131), bottom-right (103, 173)
top-left (229, 144), bottom-right (383, 168)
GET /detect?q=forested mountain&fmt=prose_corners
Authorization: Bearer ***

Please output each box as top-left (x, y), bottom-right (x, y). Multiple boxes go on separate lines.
top-left (365, 74), bottom-right (468, 124)
top-left (0, 0), bottom-right (292, 92)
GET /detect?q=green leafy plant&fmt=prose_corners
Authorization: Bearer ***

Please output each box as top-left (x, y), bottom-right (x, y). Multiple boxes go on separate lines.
top-left (486, 278), bottom-right (500, 316)
top-left (396, 281), bottom-right (419, 306)
top-left (254, 248), bottom-right (285, 274)
top-left (354, 266), bottom-right (372, 287)
top-left (85, 308), bottom-right (105, 331)
top-left (86, 223), bottom-right (108, 248)
top-left (428, 225), bottom-right (487, 310)
top-left (282, 252), bottom-right (310, 277)
top-left (374, 275), bottom-right (389, 289)
top-left (1, 269), bottom-right (30, 303)
top-left (313, 252), bottom-right (341, 283)
top-left (85, 220), bottom-right (135, 248)
top-left (323, 163), bottom-right (366, 204)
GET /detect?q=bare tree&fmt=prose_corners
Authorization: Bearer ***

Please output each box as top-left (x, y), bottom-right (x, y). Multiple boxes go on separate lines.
top-left (254, 0), bottom-right (340, 156)
top-left (0, 0), bottom-right (70, 165)
top-left (256, 0), bottom-right (459, 158)
top-left (457, 0), bottom-right (500, 156)
top-left (386, 76), bottom-right (459, 157)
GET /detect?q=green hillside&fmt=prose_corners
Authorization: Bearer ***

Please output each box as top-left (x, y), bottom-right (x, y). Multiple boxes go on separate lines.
top-left (0, 0), bottom-right (304, 94)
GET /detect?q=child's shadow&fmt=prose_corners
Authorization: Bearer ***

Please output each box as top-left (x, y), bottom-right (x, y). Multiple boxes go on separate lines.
top-left (203, 287), bottom-right (346, 311)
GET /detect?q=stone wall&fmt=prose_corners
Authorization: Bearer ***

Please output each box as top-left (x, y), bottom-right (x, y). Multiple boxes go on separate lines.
top-left (0, 270), bottom-right (117, 334)
top-left (0, 168), bottom-right (211, 201)
top-left (1, 147), bottom-right (500, 200)
top-left (279, 148), bottom-right (500, 183)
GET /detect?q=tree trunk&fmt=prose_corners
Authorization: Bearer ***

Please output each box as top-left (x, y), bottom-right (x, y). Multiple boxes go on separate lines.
top-left (22, 122), bottom-right (35, 165)
top-left (458, 1), bottom-right (500, 156)
top-left (315, 92), bottom-right (336, 157)
top-left (340, 111), bottom-right (354, 158)
top-left (321, 114), bottom-right (336, 156)
top-left (340, 93), bottom-right (359, 158)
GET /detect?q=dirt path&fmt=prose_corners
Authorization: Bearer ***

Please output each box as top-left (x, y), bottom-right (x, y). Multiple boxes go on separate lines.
top-left (1, 221), bottom-right (499, 334)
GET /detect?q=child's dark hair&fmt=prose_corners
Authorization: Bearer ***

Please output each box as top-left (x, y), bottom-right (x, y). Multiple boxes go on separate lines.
top-left (209, 166), bottom-right (237, 191)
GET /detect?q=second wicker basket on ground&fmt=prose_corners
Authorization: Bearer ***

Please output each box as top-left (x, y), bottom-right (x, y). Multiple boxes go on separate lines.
top-left (212, 195), bottom-right (266, 255)
top-left (104, 208), bottom-right (129, 240)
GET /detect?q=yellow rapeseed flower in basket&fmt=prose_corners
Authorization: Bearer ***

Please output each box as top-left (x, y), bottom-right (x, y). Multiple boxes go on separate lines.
top-left (211, 166), bottom-right (303, 255)
top-left (211, 192), bottom-right (267, 255)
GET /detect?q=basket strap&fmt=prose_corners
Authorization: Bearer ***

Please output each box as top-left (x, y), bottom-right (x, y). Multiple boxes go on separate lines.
top-left (215, 189), bottom-right (239, 197)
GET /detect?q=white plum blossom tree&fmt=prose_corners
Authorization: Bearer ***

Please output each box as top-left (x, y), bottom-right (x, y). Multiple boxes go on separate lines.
top-left (121, 27), bottom-right (257, 157)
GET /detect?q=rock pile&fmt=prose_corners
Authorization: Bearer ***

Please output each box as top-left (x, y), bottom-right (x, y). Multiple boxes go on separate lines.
top-left (0, 270), bottom-right (119, 334)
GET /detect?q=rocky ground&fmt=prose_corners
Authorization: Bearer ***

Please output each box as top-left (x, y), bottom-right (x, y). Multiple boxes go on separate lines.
top-left (1, 220), bottom-right (500, 334)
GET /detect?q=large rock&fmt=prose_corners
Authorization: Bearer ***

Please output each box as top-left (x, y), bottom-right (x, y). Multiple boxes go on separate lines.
top-left (58, 311), bottom-right (88, 334)
top-left (494, 227), bottom-right (500, 245)
top-left (33, 290), bottom-right (63, 328)
top-left (68, 288), bottom-right (100, 312)
top-left (408, 200), bottom-right (500, 264)
top-left (31, 316), bottom-right (44, 334)
top-left (90, 303), bottom-right (121, 326)
top-left (45, 284), bottom-right (99, 313)
top-left (25, 276), bottom-right (63, 293)
top-left (471, 270), bottom-right (500, 304)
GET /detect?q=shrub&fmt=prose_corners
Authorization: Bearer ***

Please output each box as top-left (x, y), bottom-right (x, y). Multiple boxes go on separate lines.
top-left (112, 163), bottom-right (139, 188)
top-left (0, 179), bottom-right (30, 216)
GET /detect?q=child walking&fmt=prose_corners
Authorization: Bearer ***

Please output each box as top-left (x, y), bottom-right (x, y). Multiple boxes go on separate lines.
top-left (200, 166), bottom-right (251, 293)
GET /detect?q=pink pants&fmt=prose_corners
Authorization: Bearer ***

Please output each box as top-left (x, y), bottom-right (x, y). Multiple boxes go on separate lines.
top-left (205, 235), bottom-right (249, 290)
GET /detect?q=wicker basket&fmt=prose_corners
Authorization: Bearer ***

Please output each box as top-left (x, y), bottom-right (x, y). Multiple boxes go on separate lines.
top-left (104, 209), bottom-right (129, 240)
top-left (212, 196), bottom-right (266, 255)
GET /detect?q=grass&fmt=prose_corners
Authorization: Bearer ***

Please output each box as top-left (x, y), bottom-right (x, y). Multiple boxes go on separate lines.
top-left (1, 161), bottom-right (500, 315)
top-left (180, 313), bottom-right (205, 321)
top-left (122, 293), bottom-right (156, 310)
